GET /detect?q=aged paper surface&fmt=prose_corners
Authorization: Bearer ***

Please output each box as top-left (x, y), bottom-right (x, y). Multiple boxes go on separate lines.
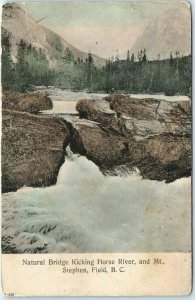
top-left (1, 0), bottom-right (192, 296)
top-left (1, 253), bottom-right (192, 296)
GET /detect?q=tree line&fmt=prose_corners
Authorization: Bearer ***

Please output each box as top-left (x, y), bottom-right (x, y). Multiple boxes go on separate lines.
top-left (1, 31), bottom-right (191, 96)
top-left (101, 50), bottom-right (191, 95)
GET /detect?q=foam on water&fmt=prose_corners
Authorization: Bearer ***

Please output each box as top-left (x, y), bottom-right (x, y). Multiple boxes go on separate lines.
top-left (2, 150), bottom-right (191, 253)
top-left (130, 94), bottom-right (190, 102)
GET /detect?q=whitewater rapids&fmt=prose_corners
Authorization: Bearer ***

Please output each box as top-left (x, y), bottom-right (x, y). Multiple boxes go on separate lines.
top-left (2, 149), bottom-right (191, 253)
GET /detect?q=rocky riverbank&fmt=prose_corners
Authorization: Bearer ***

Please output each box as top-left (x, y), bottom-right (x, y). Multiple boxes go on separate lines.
top-left (2, 91), bottom-right (70, 192)
top-left (1, 91), bottom-right (191, 192)
top-left (73, 94), bottom-right (191, 182)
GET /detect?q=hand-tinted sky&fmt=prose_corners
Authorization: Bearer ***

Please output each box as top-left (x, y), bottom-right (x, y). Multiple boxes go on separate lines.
top-left (24, 1), bottom-right (187, 59)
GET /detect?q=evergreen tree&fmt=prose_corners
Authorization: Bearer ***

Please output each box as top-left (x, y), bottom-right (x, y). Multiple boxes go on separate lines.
top-left (137, 51), bottom-right (142, 62)
top-left (170, 52), bottom-right (174, 64)
top-left (142, 48), bottom-right (147, 62)
top-left (164, 52), bottom-right (176, 95)
top-left (16, 39), bottom-right (30, 90)
top-left (1, 32), bottom-right (13, 90)
top-left (63, 47), bottom-right (74, 63)
top-left (86, 52), bottom-right (94, 88)
top-left (131, 53), bottom-right (135, 62)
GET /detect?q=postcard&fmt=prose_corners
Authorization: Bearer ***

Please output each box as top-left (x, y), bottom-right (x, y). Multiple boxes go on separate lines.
top-left (1, 0), bottom-right (192, 296)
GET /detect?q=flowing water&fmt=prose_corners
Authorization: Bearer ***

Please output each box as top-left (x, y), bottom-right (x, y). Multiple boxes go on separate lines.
top-left (2, 90), bottom-right (191, 253)
top-left (41, 88), bottom-right (190, 115)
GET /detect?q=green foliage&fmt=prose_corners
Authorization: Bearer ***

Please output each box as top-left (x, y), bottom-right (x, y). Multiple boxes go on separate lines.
top-left (16, 41), bottom-right (54, 91)
top-left (98, 51), bottom-right (191, 95)
top-left (55, 50), bottom-right (101, 92)
top-left (1, 29), bottom-right (14, 90)
top-left (1, 33), bottom-right (54, 92)
top-left (63, 47), bottom-right (74, 63)
top-left (1, 34), bottom-right (191, 96)
top-left (46, 31), bottom-right (63, 52)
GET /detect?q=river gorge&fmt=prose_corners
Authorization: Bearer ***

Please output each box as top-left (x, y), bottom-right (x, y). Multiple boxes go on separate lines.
top-left (2, 89), bottom-right (191, 253)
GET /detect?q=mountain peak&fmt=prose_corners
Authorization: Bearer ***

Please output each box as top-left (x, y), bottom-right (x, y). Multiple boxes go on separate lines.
top-left (130, 7), bottom-right (191, 60)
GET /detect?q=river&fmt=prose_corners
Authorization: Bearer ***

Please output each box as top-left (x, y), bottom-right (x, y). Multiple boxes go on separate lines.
top-left (2, 90), bottom-right (191, 253)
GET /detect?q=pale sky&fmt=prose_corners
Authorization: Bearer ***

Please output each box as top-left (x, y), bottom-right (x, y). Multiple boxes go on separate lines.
top-left (23, 1), bottom-right (187, 59)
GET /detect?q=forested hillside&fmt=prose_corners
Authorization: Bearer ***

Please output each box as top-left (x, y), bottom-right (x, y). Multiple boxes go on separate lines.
top-left (2, 29), bottom-right (191, 96)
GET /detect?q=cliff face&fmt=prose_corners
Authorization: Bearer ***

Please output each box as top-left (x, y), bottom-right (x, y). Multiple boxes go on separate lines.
top-left (73, 94), bottom-right (191, 182)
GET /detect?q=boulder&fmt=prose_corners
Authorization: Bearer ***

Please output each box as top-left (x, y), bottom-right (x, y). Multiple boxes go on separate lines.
top-left (76, 98), bottom-right (118, 129)
top-left (104, 94), bottom-right (159, 119)
top-left (69, 119), bottom-right (191, 183)
top-left (69, 120), bottom-right (132, 168)
top-left (137, 134), bottom-right (191, 182)
top-left (2, 91), bottom-right (53, 113)
top-left (2, 110), bottom-right (70, 192)
top-left (72, 94), bottom-right (191, 182)
top-left (76, 94), bottom-right (191, 139)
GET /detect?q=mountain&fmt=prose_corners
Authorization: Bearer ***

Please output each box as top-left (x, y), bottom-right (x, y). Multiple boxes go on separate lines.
top-left (1, 2), bottom-right (105, 67)
top-left (130, 7), bottom-right (191, 60)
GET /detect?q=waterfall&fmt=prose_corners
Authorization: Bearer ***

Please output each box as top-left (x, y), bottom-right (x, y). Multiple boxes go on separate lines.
top-left (2, 151), bottom-right (191, 254)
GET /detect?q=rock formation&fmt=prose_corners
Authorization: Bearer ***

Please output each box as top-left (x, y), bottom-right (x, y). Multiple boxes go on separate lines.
top-left (77, 94), bottom-right (191, 139)
top-left (2, 110), bottom-right (70, 192)
top-left (1, 90), bottom-right (71, 193)
top-left (2, 91), bottom-right (191, 192)
top-left (73, 94), bottom-right (191, 182)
